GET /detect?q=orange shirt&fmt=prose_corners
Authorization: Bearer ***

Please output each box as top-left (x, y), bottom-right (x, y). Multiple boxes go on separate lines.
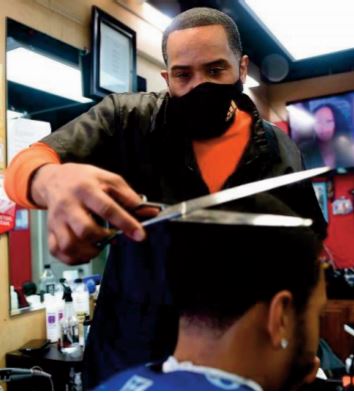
top-left (5, 109), bottom-right (251, 207)
top-left (193, 109), bottom-right (251, 193)
top-left (4, 142), bottom-right (60, 208)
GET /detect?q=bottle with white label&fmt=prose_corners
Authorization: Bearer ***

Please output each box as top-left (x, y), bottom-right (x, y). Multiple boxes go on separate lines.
top-left (55, 278), bottom-right (66, 325)
top-left (39, 264), bottom-right (56, 295)
top-left (45, 294), bottom-right (59, 342)
top-left (72, 278), bottom-right (89, 346)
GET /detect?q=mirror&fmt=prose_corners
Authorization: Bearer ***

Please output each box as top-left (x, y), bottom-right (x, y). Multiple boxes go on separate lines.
top-left (6, 19), bottom-right (107, 315)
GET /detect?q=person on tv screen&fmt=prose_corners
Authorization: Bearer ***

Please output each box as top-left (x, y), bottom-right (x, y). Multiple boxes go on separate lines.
top-left (302, 103), bottom-right (353, 169)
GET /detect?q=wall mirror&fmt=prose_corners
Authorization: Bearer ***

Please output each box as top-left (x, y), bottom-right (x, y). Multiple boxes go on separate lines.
top-left (6, 19), bottom-right (107, 316)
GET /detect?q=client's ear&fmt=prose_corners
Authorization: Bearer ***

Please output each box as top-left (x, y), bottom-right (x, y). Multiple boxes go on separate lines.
top-left (267, 291), bottom-right (294, 349)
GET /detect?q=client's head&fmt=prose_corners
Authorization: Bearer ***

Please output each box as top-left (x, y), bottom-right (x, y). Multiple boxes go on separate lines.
top-left (167, 194), bottom-right (326, 390)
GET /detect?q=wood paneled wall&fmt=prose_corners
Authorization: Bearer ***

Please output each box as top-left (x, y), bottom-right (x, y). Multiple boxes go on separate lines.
top-left (320, 300), bottom-right (354, 361)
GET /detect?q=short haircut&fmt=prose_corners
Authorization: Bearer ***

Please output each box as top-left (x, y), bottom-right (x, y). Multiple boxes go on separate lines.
top-left (167, 193), bottom-right (322, 331)
top-left (162, 7), bottom-right (243, 65)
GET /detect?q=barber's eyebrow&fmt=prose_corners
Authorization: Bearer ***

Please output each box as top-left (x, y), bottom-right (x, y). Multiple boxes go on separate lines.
top-left (204, 59), bottom-right (230, 67)
top-left (171, 65), bottom-right (191, 72)
top-left (171, 59), bottom-right (230, 72)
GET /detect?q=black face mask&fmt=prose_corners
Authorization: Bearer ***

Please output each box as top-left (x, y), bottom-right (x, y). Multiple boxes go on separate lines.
top-left (167, 80), bottom-right (243, 140)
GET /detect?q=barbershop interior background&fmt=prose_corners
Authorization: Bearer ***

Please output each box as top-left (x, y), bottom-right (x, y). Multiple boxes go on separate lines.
top-left (0, 0), bottom-right (354, 389)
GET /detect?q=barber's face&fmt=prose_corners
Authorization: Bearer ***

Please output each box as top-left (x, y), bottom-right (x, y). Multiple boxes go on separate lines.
top-left (161, 25), bottom-right (248, 97)
top-left (282, 268), bottom-right (327, 390)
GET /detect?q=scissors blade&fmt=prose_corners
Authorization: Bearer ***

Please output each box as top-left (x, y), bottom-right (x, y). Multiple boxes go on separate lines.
top-left (175, 209), bottom-right (313, 227)
top-left (140, 166), bottom-right (329, 227)
top-left (97, 166), bottom-right (329, 248)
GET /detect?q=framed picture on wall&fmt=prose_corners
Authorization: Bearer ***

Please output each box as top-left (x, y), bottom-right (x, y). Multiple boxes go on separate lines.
top-left (313, 181), bottom-right (329, 222)
top-left (90, 7), bottom-right (137, 98)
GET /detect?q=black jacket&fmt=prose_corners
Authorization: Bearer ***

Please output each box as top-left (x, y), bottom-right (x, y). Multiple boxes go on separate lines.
top-left (42, 91), bottom-right (327, 388)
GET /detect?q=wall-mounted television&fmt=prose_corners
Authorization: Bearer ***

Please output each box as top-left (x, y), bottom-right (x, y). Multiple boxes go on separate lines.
top-left (287, 90), bottom-right (354, 171)
top-left (89, 6), bottom-right (137, 99)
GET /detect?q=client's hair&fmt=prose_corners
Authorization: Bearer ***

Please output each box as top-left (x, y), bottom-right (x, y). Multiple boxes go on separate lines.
top-left (167, 193), bottom-right (322, 331)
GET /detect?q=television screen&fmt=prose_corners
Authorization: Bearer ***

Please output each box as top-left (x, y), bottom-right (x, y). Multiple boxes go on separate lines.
top-left (287, 91), bottom-right (354, 170)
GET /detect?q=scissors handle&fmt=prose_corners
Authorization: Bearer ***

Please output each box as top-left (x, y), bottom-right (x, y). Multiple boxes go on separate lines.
top-left (96, 201), bottom-right (165, 249)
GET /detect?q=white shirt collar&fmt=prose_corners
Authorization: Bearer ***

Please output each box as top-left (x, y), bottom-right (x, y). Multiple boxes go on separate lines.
top-left (162, 356), bottom-right (263, 391)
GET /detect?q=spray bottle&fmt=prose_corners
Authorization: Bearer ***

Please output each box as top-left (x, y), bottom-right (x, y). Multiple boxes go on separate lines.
top-left (59, 284), bottom-right (79, 354)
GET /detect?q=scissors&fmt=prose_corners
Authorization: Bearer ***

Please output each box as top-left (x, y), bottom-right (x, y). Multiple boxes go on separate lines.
top-left (96, 166), bottom-right (330, 249)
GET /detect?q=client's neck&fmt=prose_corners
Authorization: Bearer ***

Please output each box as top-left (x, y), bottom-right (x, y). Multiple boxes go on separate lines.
top-left (173, 315), bottom-right (266, 386)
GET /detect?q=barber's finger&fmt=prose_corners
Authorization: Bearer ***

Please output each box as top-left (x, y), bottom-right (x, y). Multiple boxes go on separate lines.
top-left (101, 172), bottom-right (143, 209)
top-left (56, 244), bottom-right (102, 265)
top-left (67, 210), bottom-right (112, 242)
top-left (132, 205), bottom-right (161, 218)
top-left (49, 226), bottom-right (103, 264)
top-left (54, 222), bottom-right (77, 256)
top-left (49, 230), bottom-right (81, 264)
top-left (83, 190), bottom-right (146, 241)
top-left (48, 218), bottom-right (81, 255)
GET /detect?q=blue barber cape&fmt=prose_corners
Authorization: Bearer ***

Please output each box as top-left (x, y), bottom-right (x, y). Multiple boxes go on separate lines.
top-left (95, 363), bottom-right (258, 391)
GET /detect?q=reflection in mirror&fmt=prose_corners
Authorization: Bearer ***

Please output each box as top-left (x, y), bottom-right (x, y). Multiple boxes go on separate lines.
top-left (6, 19), bottom-right (106, 315)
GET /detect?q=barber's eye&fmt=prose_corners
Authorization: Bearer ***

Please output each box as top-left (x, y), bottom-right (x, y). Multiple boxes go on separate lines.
top-left (175, 72), bottom-right (190, 79)
top-left (209, 67), bottom-right (224, 76)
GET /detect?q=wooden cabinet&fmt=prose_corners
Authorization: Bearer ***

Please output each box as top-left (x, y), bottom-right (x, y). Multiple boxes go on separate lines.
top-left (320, 300), bottom-right (354, 361)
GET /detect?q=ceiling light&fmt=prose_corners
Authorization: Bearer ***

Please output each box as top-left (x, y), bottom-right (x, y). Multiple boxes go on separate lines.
top-left (142, 2), bottom-right (172, 31)
top-left (7, 48), bottom-right (92, 103)
top-left (243, 0), bottom-right (354, 60)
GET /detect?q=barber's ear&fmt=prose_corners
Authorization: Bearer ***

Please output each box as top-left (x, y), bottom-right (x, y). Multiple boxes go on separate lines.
top-left (161, 70), bottom-right (170, 86)
top-left (267, 290), bottom-right (294, 349)
top-left (239, 55), bottom-right (249, 84)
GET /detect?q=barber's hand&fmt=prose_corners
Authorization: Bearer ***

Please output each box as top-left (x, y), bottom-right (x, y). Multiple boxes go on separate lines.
top-left (30, 163), bottom-right (151, 264)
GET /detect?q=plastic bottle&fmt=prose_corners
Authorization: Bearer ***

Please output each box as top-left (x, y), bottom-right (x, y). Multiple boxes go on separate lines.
top-left (72, 278), bottom-right (90, 346)
top-left (54, 278), bottom-right (66, 332)
top-left (60, 285), bottom-right (80, 354)
top-left (39, 264), bottom-right (57, 295)
top-left (85, 278), bottom-right (96, 296)
top-left (73, 370), bottom-right (83, 391)
top-left (78, 267), bottom-right (84, 280)
top-left (83, 315), bottom-right (91, 348)
top-left (63, 270), bottom-right (78, 290)
top-left (54, 278), bottom-right (66, 299)
top-left (68, 367), bottom-right (82, 390)
top-left (67, 367), bottom-right (75, 390)
top-left (10, 285), bottom-right (19, 311)
top-left (72, 279), bottom-right (90, 315)
top-left (45, 294), bottom-right (59, 342)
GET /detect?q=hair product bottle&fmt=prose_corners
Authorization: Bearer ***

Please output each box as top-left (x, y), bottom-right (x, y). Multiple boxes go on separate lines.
top-left (59, 285), bottom-right (80, 354)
